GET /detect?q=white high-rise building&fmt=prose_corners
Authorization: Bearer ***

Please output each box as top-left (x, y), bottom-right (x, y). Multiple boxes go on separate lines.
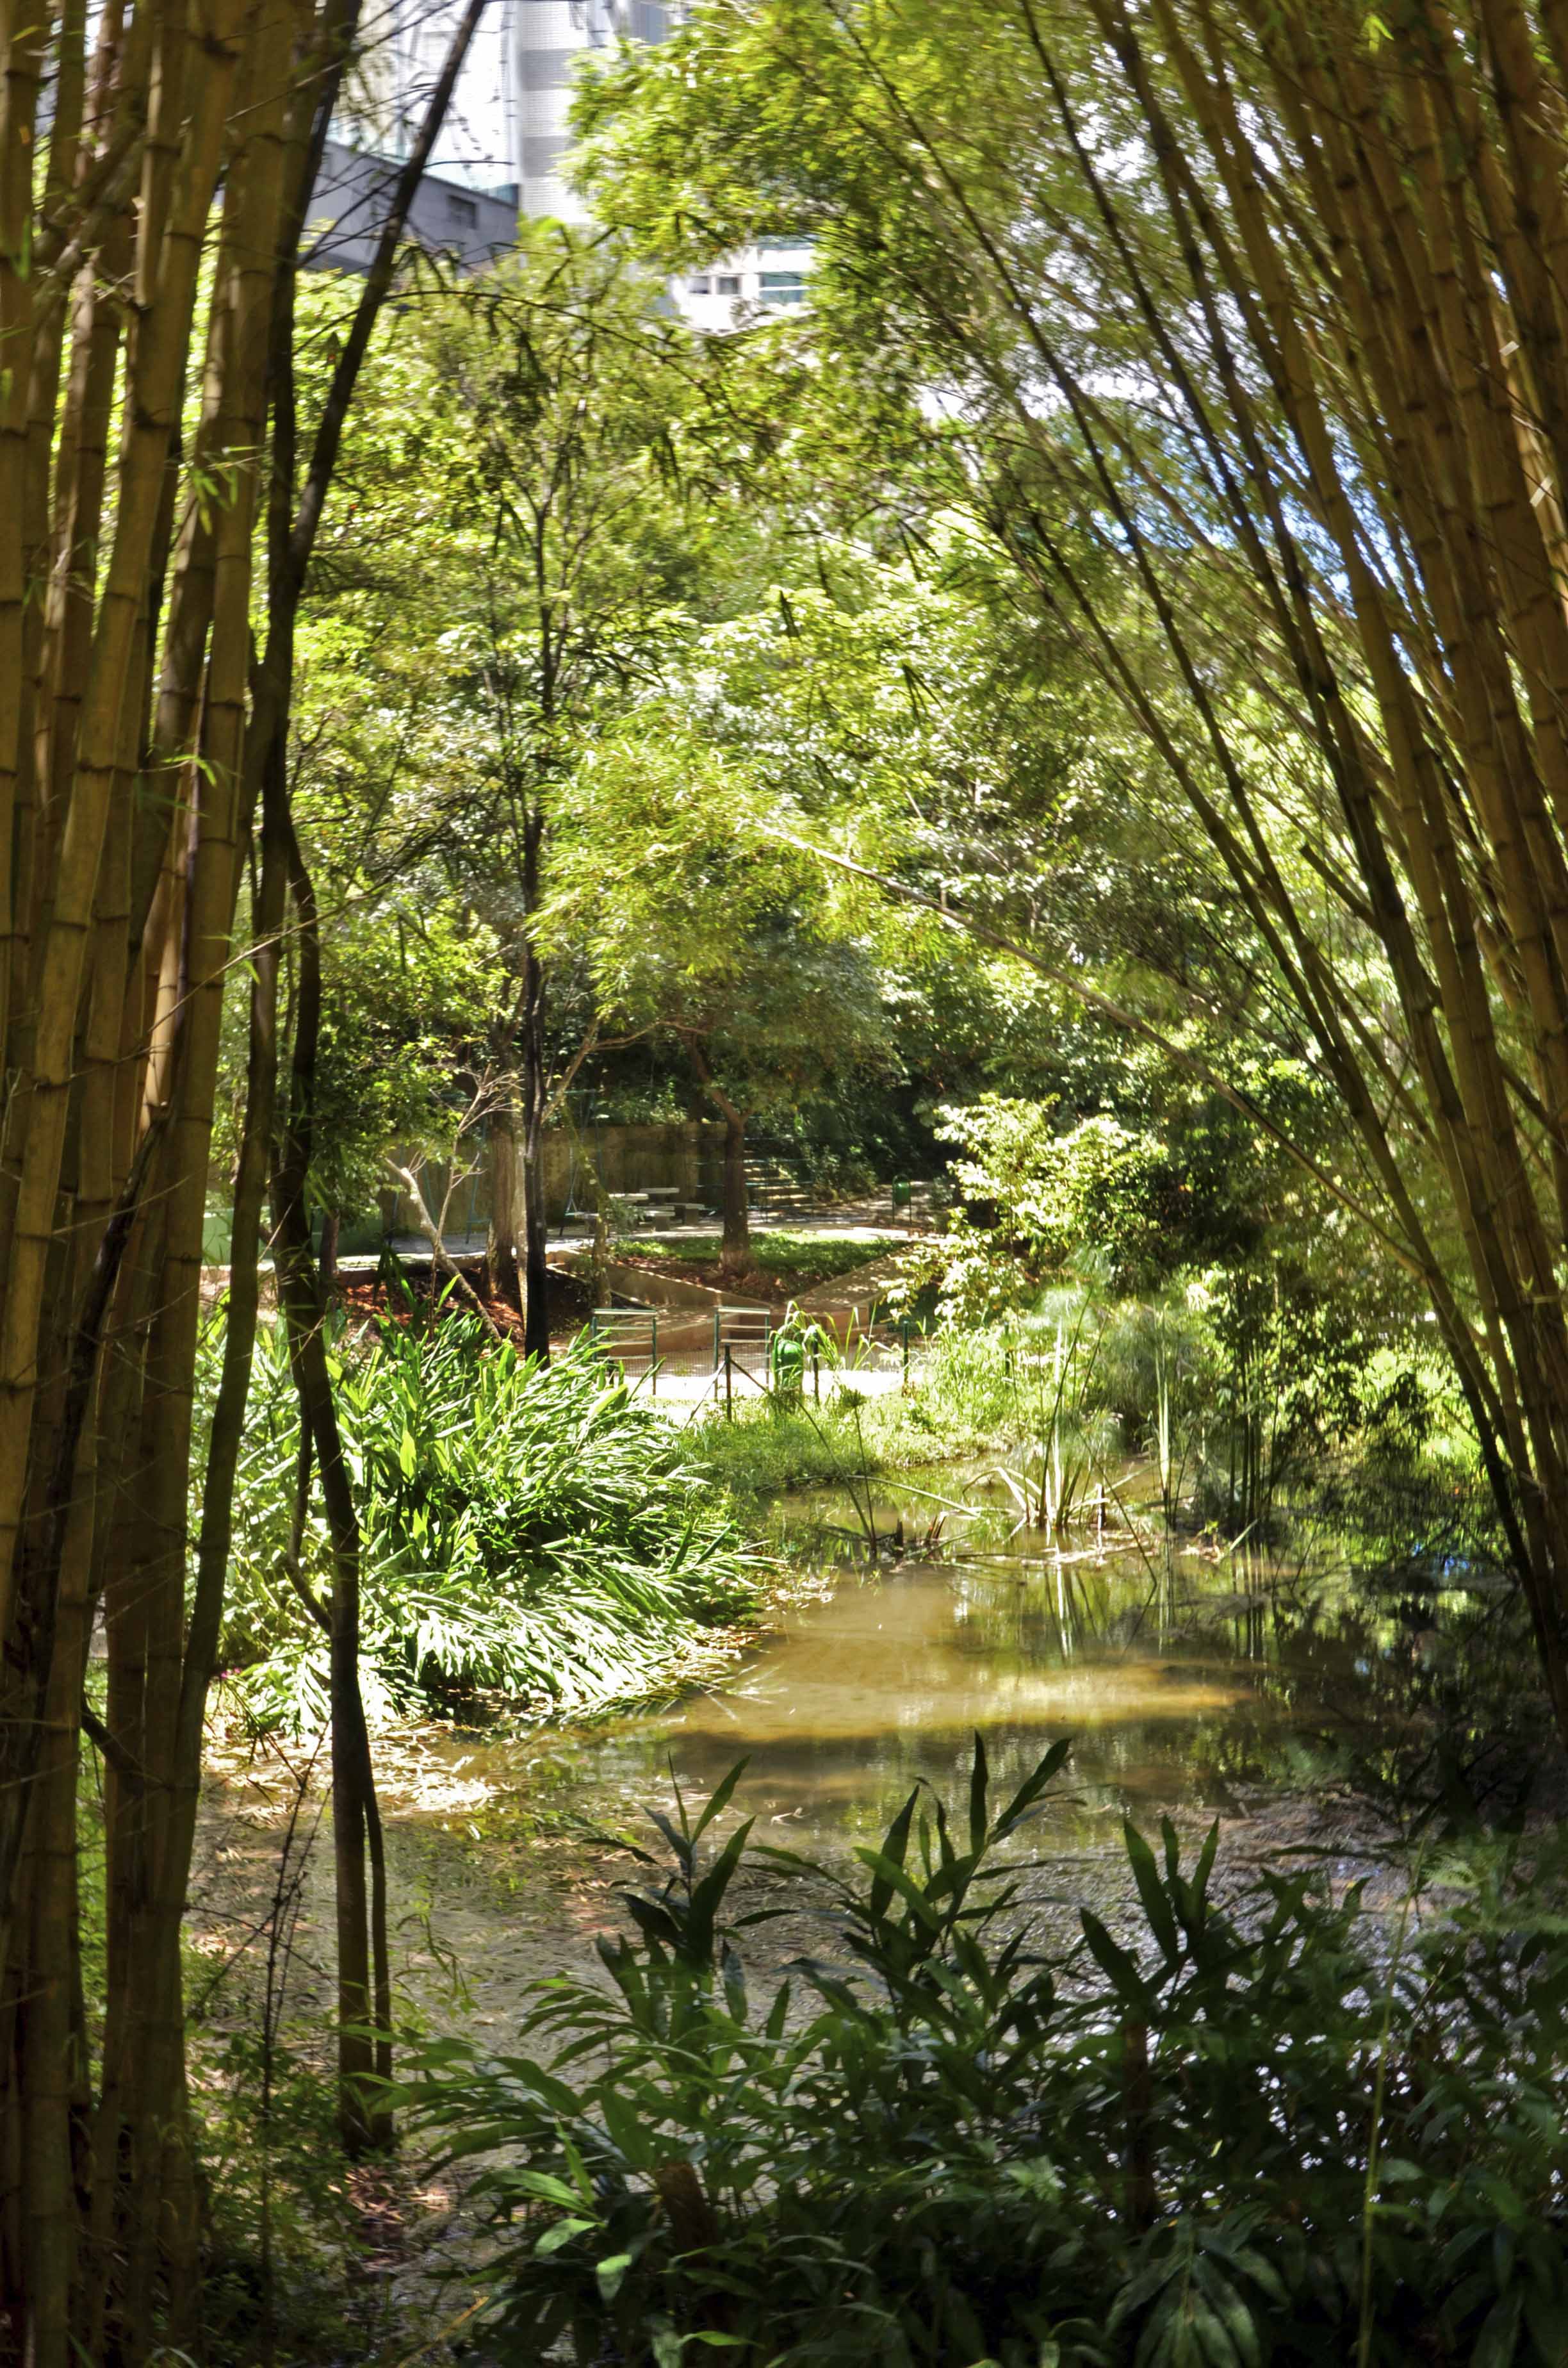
top-left (512, 0), bottom-right (674, 222)
top-left (308, 0), bottom-right (813, 320)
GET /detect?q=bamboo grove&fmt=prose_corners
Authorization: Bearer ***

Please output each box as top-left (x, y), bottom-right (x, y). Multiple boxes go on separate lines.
top-left (581, 0), bottom-right (1568, 1741)
top-left (984, 0), bottom-right (1568, 1747)
top-left (0, 0), bottom-right (482, 2355)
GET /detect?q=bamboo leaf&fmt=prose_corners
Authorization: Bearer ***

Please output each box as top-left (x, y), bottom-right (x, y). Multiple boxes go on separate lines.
top-left (969, 1727), bottom-right (990, 1854)
top-left (867, 1786), bottom-right (920, 1923)
top-left (1079, 1910), bottom-right (1154, 2012)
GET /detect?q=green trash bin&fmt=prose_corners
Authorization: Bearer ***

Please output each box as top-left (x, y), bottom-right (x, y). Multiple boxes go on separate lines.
top-left (771, 1330), bottom-right (805, 1402)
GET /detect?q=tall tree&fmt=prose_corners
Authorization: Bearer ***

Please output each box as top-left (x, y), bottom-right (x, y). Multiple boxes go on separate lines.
top-left (580, 0), bottom-right (1568, 1738)
top-left (549, 724), bottom-right (894, 1279)
top-left (402, 231), bottom-right (709, 1352)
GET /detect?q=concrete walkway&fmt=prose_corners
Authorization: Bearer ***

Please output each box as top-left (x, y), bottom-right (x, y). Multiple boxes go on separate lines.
top-left (789, 1249), bottom-right (913, 1344)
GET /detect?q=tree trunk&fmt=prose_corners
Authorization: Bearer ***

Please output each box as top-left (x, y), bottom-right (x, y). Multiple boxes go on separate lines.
top-left (721, 1113), bottom-right (750, 1284)
top-left (272, 823), bottom-right (393, 2157)
top-left (520, 941), bottom-right (551, 1361)
top-left (273, 1212), bottom-right (393, 2153)
top-left (686, 1046), bottom-right (751, 1285)
top-left (486, 1092), bottom-right (523, 1312)
top-left (519, 811), bottom-right (551, 1362)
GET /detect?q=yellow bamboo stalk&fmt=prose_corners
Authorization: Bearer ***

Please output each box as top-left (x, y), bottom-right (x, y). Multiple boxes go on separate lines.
top-left (0, 5), bottom-right (48, 1074)
top-left (0, 0), bottom-right (247, 1640)
top-left (96, 11), bottom-right (306, 2305)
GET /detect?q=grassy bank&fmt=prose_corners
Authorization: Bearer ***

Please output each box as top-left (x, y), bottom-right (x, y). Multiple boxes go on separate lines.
top-left (690, 1306), bottom-right (1495, 1559)
top-left (619, 1226), bottom-right (902, 1305)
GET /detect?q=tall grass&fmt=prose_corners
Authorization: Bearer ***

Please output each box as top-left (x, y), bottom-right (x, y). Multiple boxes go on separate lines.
top-left (690, 1392), bottom-right (890, 1501)
top-left (215, 1311), bottom-right (762, 1727)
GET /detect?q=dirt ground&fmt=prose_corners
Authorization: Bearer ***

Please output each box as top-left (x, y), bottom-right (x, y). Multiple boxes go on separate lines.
top-left (333, 1255), bottom-right (597, 1345)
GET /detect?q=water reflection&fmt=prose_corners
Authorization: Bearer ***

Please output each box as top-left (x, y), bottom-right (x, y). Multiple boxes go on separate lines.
top-left (542, 1458), bottom-right (1441, 1848)
top-left (401, 1479), bottom-right (1514, 1856)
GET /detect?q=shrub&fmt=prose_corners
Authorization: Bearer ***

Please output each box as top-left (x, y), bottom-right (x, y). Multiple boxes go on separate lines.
top-left (900, 1098), bottom-right (1182, 1320)
top-left (216, 1310), bottom-right (762, 1726)
top-left (404, 1740), bottom-right (1568, 2367)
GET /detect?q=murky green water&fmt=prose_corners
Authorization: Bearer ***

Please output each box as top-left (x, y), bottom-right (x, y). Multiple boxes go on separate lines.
top-left (412, 1479), bottom-right (1476, 1858)
top-left (194, 1474), bottom-right (1507, 2052)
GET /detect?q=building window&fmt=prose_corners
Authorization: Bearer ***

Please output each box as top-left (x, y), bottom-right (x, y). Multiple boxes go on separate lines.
top-left (759, 270), bottom-right (805, 305)
top-left (716, 272), bottom-right (742, 295)
top-left (446, 192), bottom-right (479, 226)
top-left (687, 274), bottom-right (711, 294)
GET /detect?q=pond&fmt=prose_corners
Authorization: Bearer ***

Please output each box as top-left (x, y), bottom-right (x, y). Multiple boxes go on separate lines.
top-left (190, 1469), bottom-right (1509, 2107)
top-left (391, 1474), bottom-right (1485, 1875)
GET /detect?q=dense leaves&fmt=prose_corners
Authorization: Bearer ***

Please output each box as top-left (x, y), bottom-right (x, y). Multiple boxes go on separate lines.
top-left (405, 1740), bottom-right (1568, 2366)
top-left (216, 1307), bottom-right (760, 1725)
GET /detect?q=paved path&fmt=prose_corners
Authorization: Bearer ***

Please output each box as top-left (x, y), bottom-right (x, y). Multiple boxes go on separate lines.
top-left (790, 1248), bottom-right (913, 1343)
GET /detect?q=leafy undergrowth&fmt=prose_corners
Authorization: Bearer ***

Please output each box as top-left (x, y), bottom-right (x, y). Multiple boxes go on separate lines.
top-left (404, 1739), bottom-right (1568, 2368)
top-left (688, 1326), bottom-right (1048, 1501)
top-left (214, 1310), bottom-right (764, 1728)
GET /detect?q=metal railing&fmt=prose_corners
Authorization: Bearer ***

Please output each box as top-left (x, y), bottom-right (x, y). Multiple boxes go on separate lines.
top-left (587, 1299), bottom-right (929, 1418)
top-left (714, 1303), bottom-right (771, 1370)
top-left (588, 1307), bottom-right (662, 1388)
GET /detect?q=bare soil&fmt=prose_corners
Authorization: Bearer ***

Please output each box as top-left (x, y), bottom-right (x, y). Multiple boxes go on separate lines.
top-left (333, 1255), bottom-right (596, 1345)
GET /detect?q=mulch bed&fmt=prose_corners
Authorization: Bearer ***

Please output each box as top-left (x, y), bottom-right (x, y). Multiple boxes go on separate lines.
top-left (614, 1252), bottom-right (809, 1309)
top-left (334, 1256), bottom-right (596, 1346)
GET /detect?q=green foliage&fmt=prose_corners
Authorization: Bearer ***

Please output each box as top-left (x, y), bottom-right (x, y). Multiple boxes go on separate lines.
top-left (402, 1739), bottom-right (1568, 2367)
top-left (901, 1097), bottom-right (1184, 1319)
top-left (197, 2014), bottom-right (354, 2357)
top-left (311, 903), bottom-right (501, 1220)
top-left (1189, 1263), bottom-right (1442, 1535)
top-left (547, 719), bottom-right (897, 1135)
top-left (982, 1293), bottom-right (1122, 1534)
top-left (216, 1309), bottom-right (761, 1726)
top-left (213, 900), bottom-right (500, 1229)
top-left (690, 1391), bottom-right (891, 1502)
top-left (281, 233), bottom-right (737, 1216)
top-left (878, 1089), bottom-right (1441, 1527)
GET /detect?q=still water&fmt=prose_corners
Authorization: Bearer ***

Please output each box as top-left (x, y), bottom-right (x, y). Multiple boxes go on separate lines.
top-left (468, 1481), bottom-right (1467, 1857)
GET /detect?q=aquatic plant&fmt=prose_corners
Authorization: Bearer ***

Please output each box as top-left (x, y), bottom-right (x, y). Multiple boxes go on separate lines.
top-left (217, 1310), bottom-right (762, 1725)
top-left (988, 1292), bottom-right (1121, 1533)
top-left (404, 1739), bottom-right (1568, 2367)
